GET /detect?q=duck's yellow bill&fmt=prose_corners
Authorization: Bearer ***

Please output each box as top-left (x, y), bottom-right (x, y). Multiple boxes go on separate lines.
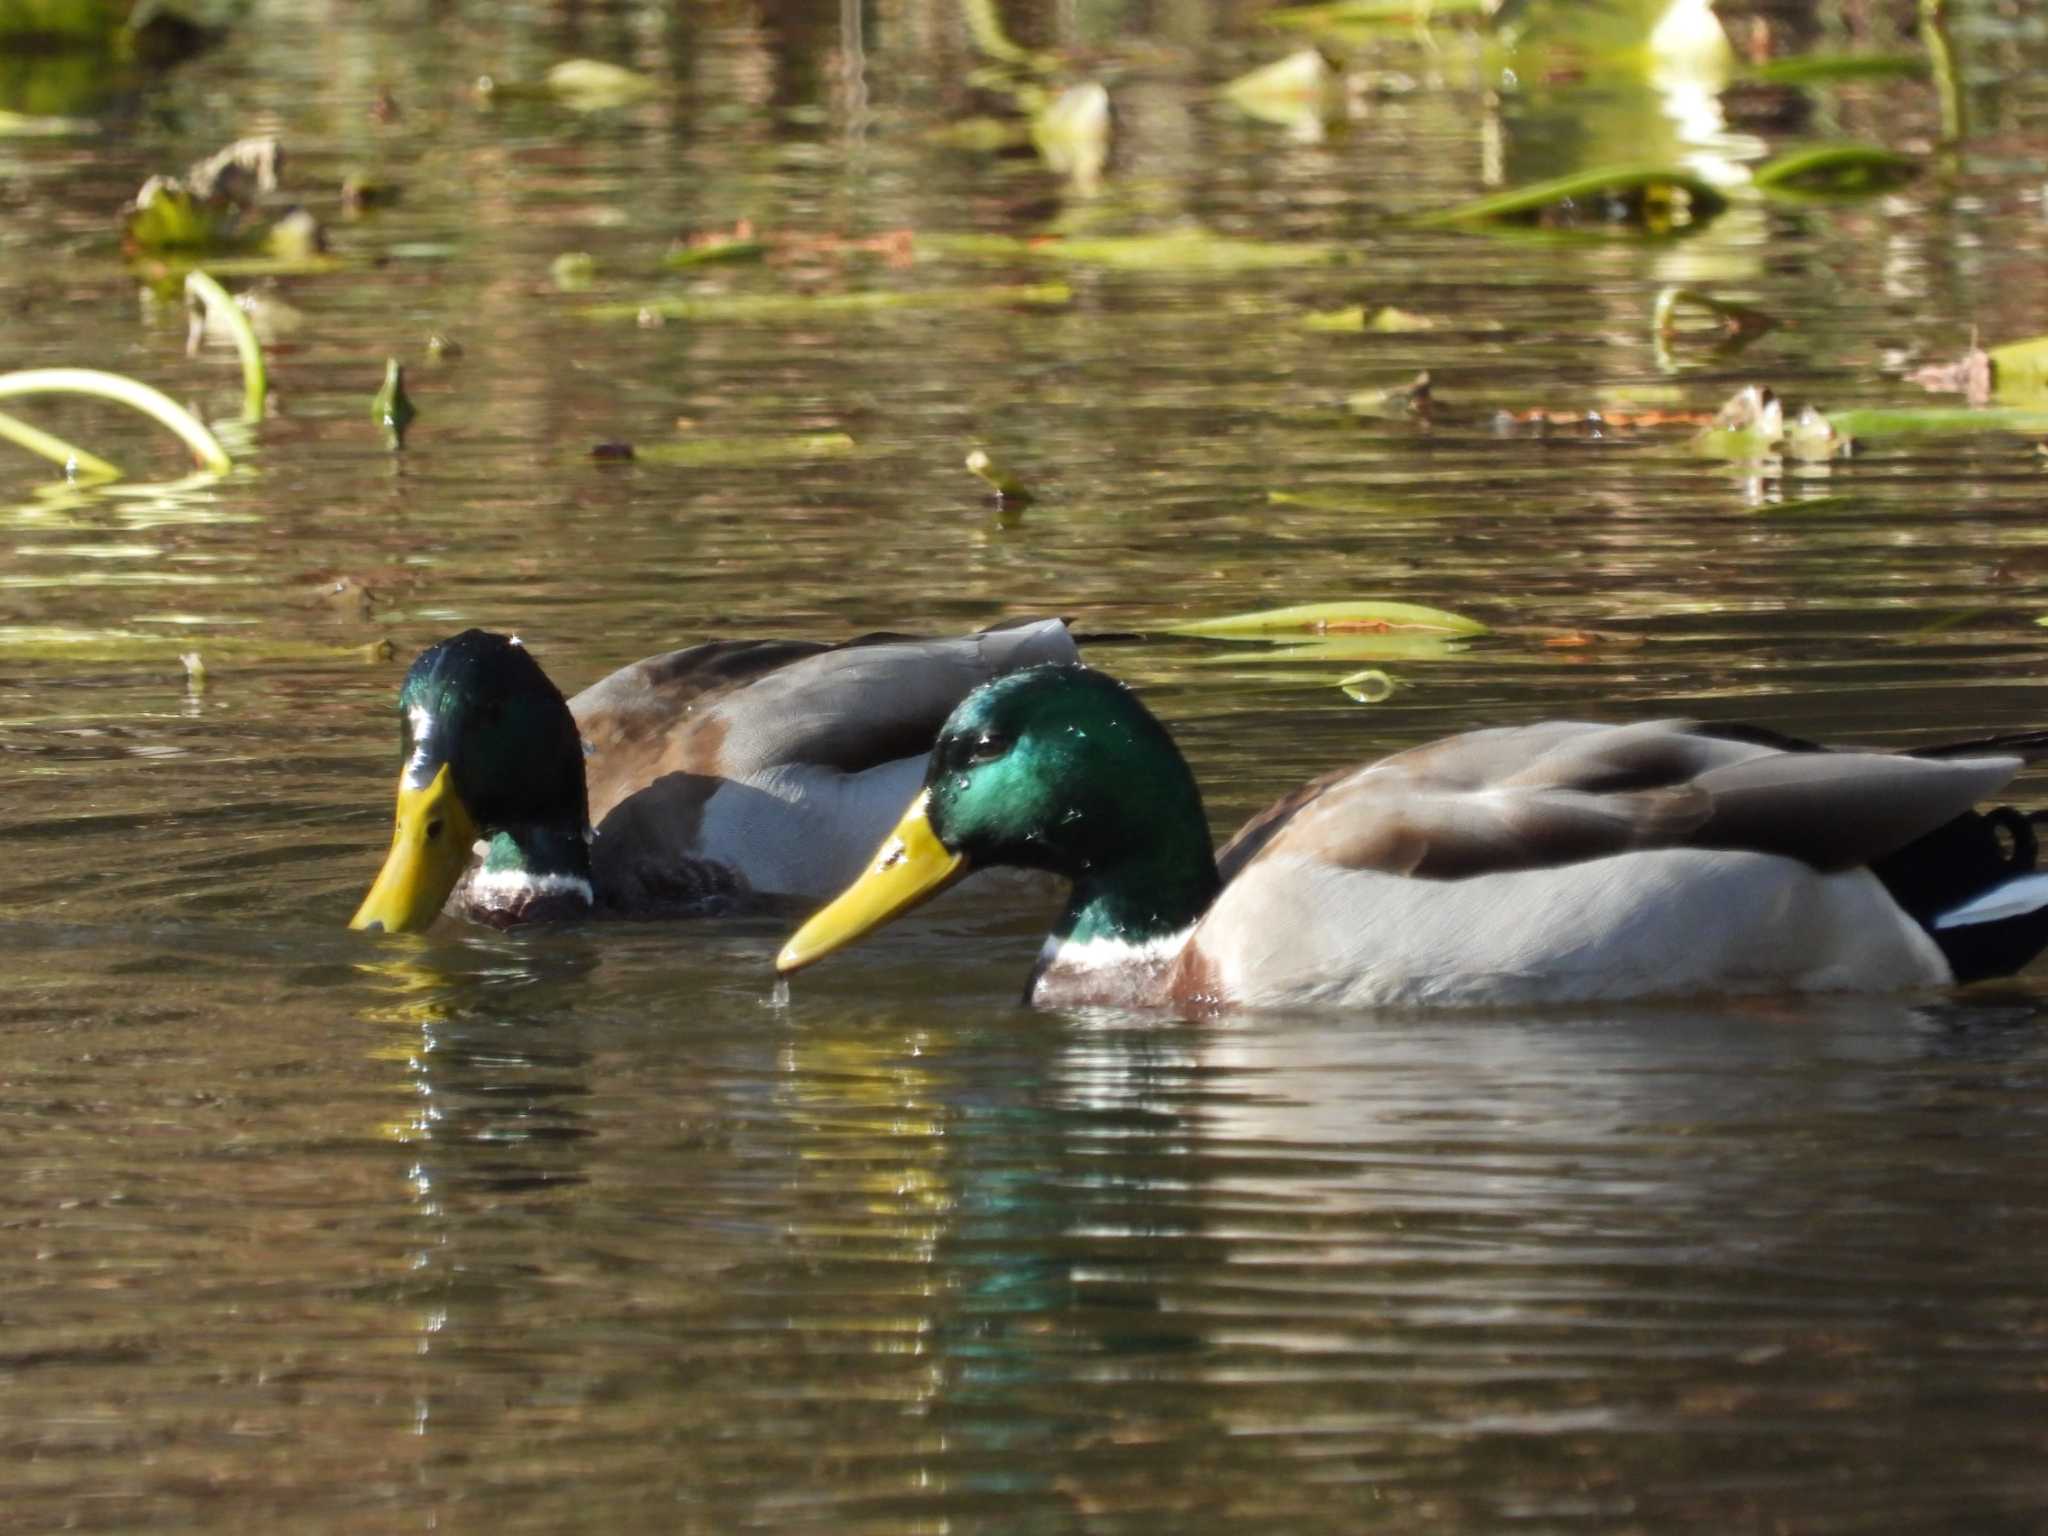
top-left (349, 763), bottom-right (481, 933)
top-left (776, 791), bottom-right (968, 974)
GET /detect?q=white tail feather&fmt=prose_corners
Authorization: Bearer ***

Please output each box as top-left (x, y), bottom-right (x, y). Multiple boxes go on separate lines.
top-left (1933, 871), bottom-right (2048, 930)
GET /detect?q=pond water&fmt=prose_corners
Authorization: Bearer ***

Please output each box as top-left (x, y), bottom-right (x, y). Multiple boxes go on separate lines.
top-left (6, 0), bottom-right (2048, 1529)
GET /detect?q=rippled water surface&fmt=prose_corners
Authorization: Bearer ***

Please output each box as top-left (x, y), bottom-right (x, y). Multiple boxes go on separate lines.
top-left (5, 1), bottom-right (2048, 1530)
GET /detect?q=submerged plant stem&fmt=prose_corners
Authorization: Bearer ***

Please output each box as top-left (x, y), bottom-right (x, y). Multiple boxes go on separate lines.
top-left (0, 369), bottom-right (231, 473)
top-left (185, 270), bottom-right (268, 423)
top-left (0, 407), bottom-right (123, 481)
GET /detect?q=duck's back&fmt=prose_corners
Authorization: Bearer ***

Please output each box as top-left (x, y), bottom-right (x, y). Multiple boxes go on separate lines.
top-left (1178, 718), bottom-right (2026, 1007)
top-left (572, 620), bottom-right (1077, 908)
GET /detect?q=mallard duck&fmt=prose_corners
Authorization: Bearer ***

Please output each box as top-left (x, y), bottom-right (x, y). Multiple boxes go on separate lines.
top-left (349, 619), bottom-right (1078, 932)
top-left (777, 663), bottom-right (2048, 1008)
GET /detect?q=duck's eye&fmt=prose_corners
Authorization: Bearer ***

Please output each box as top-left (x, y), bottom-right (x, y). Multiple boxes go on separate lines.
top-left (966, 731), bottom-right (1011, 766)
top-left (424, 817), bottom-right (445, 841)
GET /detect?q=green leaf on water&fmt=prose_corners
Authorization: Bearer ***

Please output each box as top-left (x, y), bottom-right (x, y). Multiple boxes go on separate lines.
top-left (544, 59), bottom-right (656, 111)
top-left (1744, 52), bottom-right (1927, 85)
top-left (662, 237), bottom-right (768, 270)
top-left (1167, 599), bottom-right (1486, 640)
top-left (550, 251), bottom-right (598, 290)
top-left (0, 367), bottom-right (231, 474)
top-left (1266, 0), bottom-right (1491, 33)
top-left (1303, 303), bottom-right (1434, 333)
top-left (633, 433), bottom-right (856, 468)
top-left (583, 282), bottom-right (1072, 324)
top-left (922, 228), bottom-right (1338, 272)
top-left (1828, 406), bottom-right (2048, 438)
top-left (1986, 335), bottom-right (2048, 403)
top-left (1415, 164), bottom-right (1729, 233)
top-left (184, 270), bottom-right (267, 423)
top-left (1752, 143), bottom-right (1919, 198)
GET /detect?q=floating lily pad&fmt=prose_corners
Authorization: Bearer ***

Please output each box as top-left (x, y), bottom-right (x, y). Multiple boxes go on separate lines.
top-left (1416, 165), bottom-right (1729, 234)
top-left (1752, 143), bottom-right (1919, 199)
top-left (1168, 599), bottom-right (1486, 640)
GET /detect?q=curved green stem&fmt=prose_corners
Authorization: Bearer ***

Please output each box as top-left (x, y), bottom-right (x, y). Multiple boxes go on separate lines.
top-left (0, 368), bottom-right (231, 473)
top-left (184, 269), bottom-right (268, 422)
top-left (0, 406), bottom-right (123, 481)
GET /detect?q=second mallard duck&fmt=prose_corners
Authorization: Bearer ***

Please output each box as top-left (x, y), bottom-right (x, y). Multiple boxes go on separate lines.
top-left (778, 663), bottom-right (2048, 1008)
top-left (350, 619), bottom-right (1076, 932)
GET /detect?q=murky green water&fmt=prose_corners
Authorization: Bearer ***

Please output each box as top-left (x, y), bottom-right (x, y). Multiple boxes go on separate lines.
top-left (6, 1), bottom-right (2048, 1529)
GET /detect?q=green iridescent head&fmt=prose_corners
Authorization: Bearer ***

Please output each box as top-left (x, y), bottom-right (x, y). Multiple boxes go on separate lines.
top-left (351, 630), bottom-right (588, 932)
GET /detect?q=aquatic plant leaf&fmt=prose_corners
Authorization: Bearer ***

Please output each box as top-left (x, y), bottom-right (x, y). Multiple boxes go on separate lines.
top-left (663, 236), bottom-right (768, 270)
top-left (1752, 144), bottom-right (1919, 198)
top-left (1744, 52), bottom-right (1927, 85)
top-left (1827, 406), bottom-right (2048, 438)
top-left (923, 228), bottom-right (1337, 272)
top-left (1223, 48), bottom-right (1342, 134)
top-left (125, 180), bottom-right (247, 254)
top-left (1032, 82), bottom-right (1110, 188)
top-left (545, 59), bottom-right (656, 111)
top-left (1416, 165), bottom-right (1729, 233)
top-left (964, 448), bottom-right (1033, 502)
top-left (584, 282), bottom-right (1072, 324)
top-left (183, 270), bottom-right (266, 423)
top-left (1266, 0), bottom-right (1490, 33)
top-left (1193, 633), bottom-right (1468, 664)
top-left (1167, 599), bottom-right (1486, 640)
top-left (0, 367), bottom-right (230, 473)
top-left (550, 251), bottom-right (597, 290)
top-left (959, 0), bottom-right (1058, 71)
top-left (1986, 336), bottom-right (2048, 404)
top-left (373, 358), bottom-right (414, 450)
top-left (634, 433), bottom-right (856, 467)
top-left (0, 108), bottom-right (93, 136)
top-left (0, 407), bottom-right (122, 482)
top-left (1303, 303), bottom-right (1434, 333)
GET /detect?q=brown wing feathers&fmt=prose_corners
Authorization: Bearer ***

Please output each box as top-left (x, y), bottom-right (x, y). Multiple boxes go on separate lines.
top-left (1219, 720), bottom-right (2024, 886)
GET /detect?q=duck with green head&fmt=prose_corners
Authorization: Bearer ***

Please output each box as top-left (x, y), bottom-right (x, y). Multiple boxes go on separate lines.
top-left (778, 663), bottom-right (2048, 1008)
top-left (350, 620), bottom-right (1077, 932)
